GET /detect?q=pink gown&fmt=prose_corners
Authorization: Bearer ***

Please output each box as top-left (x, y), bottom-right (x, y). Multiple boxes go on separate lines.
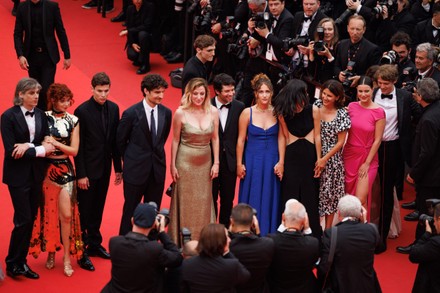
top-left (343, 102), bottom-right (385, 216)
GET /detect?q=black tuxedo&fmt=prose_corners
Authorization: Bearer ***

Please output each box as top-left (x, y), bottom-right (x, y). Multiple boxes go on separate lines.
top-left (102, 231), bottom-right (182, 293)
top-left (412, 18), bottom-right (440, 49)
top-left (266, 9), bottom-right (294, 65)
top-left (211, 98), bottom-right (245, 227)
top-left (117, 101), bottom-right (172, 235)
top-left (292, 10), bottom-right (326, 39)
top-left (1, 106), bottom-right (49, 268)
top-left (14, 0), bottom-right (70, 110)
top-left (230, 233), bottom-right (275, 292)
top-left (74, 98), bottom-right (122, 250)
top-left (373, 88), bottom-right (421, 249)
top-left (181, 252), bottom-right (250, 292)
top-left (318, 220), bottom-right (381, 293)
top-left (267, 231), bottom-right (320, 293)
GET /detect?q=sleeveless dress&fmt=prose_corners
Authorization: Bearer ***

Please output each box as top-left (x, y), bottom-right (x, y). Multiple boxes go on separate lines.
top-left (281, 104), bottom-right (321, 239)
top-left (29, 111), bottom-right (84, 259)
top-left (238, 108), bottom-right (280, 236)
top-left (343, 102), bottom-right (385, 216)
top-left (169, 112), bottom-right (216, 246)
top-left (314, 100), bottom-right (351, 216)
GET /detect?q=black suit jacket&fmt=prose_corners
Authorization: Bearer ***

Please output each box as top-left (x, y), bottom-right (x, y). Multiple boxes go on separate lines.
top-left (412, 18), bottom-right (439, 49)
top-left (372, 88), bottom-right (422, 166)
top-left (267, 231), bottom-right (320, 293)
top-left (266, 9), bottom-right (294, 64)
top-left (1, 106), bottom-right (49, 186)
top-left (211, 98), bottom-right (245, 173)
top-left (334, 37), bottom-right (381, 77)
top-left (318, 221), bottom-right (381, 293)
top-left (230, 233), bottom-right (275, 292)
top-left (116, 101), bottom-right (172, 186)
top-left (74, 98), bottom-right (122, 180)
top-left (410, 100), bottom-right (440, 187)
top-left (101, 231), bottom-right (182, 293)
top-left (181, 252), bottom-right (250, 293)
top-left (292, 10), bottom-right (326, 39)
top-left (14, 0), bottom-right (70, 65)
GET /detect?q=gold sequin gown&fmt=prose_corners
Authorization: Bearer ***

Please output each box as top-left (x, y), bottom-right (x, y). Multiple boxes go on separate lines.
top-left (169, 121), bottom-right (216, 246)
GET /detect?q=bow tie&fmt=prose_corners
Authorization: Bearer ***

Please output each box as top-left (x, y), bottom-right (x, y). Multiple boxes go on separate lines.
top-left (25, 111), bottom-right (35, 117)
top-left (220, 103), bottom-right (231, 109)
top-left (381, 94), bottom-right (393, 99)
top-left (303, 16), bottom-right (311, 22)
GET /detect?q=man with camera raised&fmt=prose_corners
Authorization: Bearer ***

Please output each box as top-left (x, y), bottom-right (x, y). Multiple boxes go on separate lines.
top-left (102, 203), bottom-right (182, 293)
top-left (409, 200), bottom-right (440, 293)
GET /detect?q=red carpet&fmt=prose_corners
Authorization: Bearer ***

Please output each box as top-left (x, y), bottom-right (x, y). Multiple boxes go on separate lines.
top-left (0, 0), bottom-right (417, 292)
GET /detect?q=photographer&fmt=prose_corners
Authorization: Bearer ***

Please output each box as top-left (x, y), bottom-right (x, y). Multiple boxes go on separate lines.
top-left (387, 32), bottom-right (417, 88)
top-left (102, 203), bottom-right (182, 293)
top-left (409, 202), bottom-right (440, 293)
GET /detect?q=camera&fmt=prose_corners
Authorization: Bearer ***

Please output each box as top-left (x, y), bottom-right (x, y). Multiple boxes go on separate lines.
top-left (400, 66), bottom-right (416, 91)
top-left (418, 199), bottom-right (440, 234)
top-left (380, 50), bottom-right (398, 65)
top-left (372, 0), bottom-right (397, 16)
top-left (227, 34), bottom-right (249, 60)
top-left (181, 227), bottom-right (192, 245)
top-left (281, 36), bottom-right (309, 51)
top-left (251, 12), bottom-right (270, 30)
top-left (193, 4), bottom-right (217, 32)
top-left (148, 201), bottom-right (171, 227)
top-left (335, 0), bottom-right (357, 25)
top-left (313, 27), bottom-right (326, 52)
top-left (342, 61), bottom-right (356, 88)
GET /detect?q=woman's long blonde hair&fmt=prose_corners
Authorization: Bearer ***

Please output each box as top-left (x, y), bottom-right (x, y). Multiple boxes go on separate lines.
top-left (181, 78), bottom-right (211, 111)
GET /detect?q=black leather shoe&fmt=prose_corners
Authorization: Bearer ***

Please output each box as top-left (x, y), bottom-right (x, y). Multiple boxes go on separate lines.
top-left (402, 201), bottom-right (416, 210)
top-left (6, 263), bottom-right (25, 278)
top-left (77, 254), bottom-right (95, 271)
top-left (404, 210), bottom-right (420, 221)
top-left (111, 11), bottom-right (125, 22)
top-left (136, 65), bottom-right (150, 75)
top-left (87, 246), bottom-right (111, 259)
top-left (22, 264), bottom-right (39, 279)
top-left (166, 53), bottom-right (183, 64)
top-left (396, 244), bottom-right (413, 254)
top-left (82, 0), bottom-right (97, 9)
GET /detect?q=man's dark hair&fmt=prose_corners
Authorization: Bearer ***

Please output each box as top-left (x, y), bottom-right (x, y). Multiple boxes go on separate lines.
top-left (390, 31), bottom-right (412, 50)
top-left (417, 78), bottom-right (440, 103)
top-left (231, 203), bottom-right (253, 226)
top-left (194, 34), bottom-right (216, 50)
top-left (91, 72), bottom-right (111, 87)
top-left (141, 74), bottom-right (168, 96)
top-left (213, 73), bottom-right (235, 93)
top-left (197, 224), bottom-right (227, 258)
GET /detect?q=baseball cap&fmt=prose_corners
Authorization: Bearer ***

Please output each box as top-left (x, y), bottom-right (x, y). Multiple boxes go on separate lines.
top-left (133, 203), bottom-right (156, 228)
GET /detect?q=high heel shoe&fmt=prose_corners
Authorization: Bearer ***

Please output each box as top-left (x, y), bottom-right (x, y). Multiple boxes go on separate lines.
top-left (63, 259), bottom-right (74, 277)
top-left (46, 252), bottom-right (55, 269)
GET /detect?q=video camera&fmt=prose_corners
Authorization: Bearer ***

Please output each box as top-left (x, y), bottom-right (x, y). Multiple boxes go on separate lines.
top-left (418, 199), bottom-right (440, 234)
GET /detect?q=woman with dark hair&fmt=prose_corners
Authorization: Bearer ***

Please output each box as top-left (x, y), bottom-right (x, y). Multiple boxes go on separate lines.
top-left (314, 80), bottom-right (351, 228)
top-left (29, 83), bottom-right (83, 277)
top-left (169, 78), bottom-right (219, 245)
top-left (272, 79), bottom-right (321, 239)
top-left (181, 223), bottom-right (250, 292)
top-left (343, 76), bottom-right (385, 218)
top-left (236, 74), bottom-right (284, 235)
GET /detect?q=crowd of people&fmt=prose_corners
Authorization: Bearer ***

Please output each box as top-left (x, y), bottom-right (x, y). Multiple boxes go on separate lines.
top-left (4, 0), bottom-right (440, 291)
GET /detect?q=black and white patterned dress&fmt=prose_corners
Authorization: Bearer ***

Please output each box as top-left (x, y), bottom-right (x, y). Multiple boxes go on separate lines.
top-left (315, 100), bottom-right (351, 216)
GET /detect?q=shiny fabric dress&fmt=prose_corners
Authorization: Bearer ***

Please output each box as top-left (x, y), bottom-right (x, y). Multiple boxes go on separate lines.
top-left (238, 108), bottom-right (280, 236)
top-left (343, 102), bottom-right (385, 216)
top-left (169, 120), bottom-right (216, 246)
top-left (29, 111), bottom-right (84, 259)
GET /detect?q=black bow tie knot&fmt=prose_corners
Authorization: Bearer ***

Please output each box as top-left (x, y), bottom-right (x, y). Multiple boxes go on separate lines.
top-left (25, 111), bottom-right (35, 117)
top-left (220, 103), bottom-right (231, 109)
top-left (303, 16), bottom-right (311, 22)
top-left (381, 94), bottom-right (393, 99)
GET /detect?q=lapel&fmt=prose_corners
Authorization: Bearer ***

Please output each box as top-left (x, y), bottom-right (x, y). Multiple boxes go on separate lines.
top-left (211, 98), bottom-right (224, 133)
top-left (42, 0), bottom-right (47, 38)
top-left (14, 107), bottom-right (31, 141)
top-left (34, 109), bottom-right (43, 142)
top-left (395, 89), bottom-right (404, 128)
top-left (156, 105), bottom-right (165, 144)
top-left (26, 0), bottom-right (32, 32)
top-left (136, 101), bottom-right (151, 142)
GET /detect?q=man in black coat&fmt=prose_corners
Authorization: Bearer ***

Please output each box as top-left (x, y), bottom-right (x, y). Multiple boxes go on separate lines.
top-left (412, 2), bottom-right (440, 49)
top-left (211, 74), bottom-right (245, 228)
top-left (14, 0), bottom-right (71, 110)
top-left (229, 203), bottom-right (275, 292)
top-left (102, 203), bottom-right (182, 293)
top-left (412, 42), bottom-right (440, 88)
top-left (1, 78), bottom-right (55, 279)
top-left (74, 72), bottom-right (122, 262)
top-left (267, 199), bottom-right (320, 293)
top-left (117, 74), bottom-right (172, 236)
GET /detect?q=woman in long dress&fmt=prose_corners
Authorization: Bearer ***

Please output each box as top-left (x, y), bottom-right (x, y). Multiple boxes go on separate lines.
top-left (343, 76), bottom-right (385, 218)
top-left (272, 79), bottom-right (321, 239)
top-left (169, 78), bottom-right (219, 245)
top-left (29, 83), bottom-right (83, 277)
top-left (314, 80), bottom-right (351, 229)
top-left (236, 73), bottom-right (284, 235)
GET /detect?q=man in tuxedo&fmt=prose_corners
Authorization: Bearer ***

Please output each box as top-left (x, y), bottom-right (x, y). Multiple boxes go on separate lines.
top-left (1, 78), bottom-right (55, 279)
top-left (14, 0), bottom-right (71, 111)
top-left (117, 74), bottom-right (172, 236)
top-left (102, 203), bottom-right (182, 293)
top-left (211, 74), bottom-right (245, 228)
top-left (412, 42), bottom-right (440, 88)
top-left (372, 65), bottom-right (421, 253)
top-left (412, 2), bottom-right (440, 49)
top-left (398, 78), bottom-right (440, 254)
top-left (267, 199), bottom-right (320, 293)
top-left (74, 72), bottom-right (122, 263)
top-left (318, 195), bottom-right (381, 293)
top-left (229, 203), bottom-right (275, 292)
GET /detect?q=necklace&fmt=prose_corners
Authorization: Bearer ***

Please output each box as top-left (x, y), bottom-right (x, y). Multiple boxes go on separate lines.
top-left (255, 105), bottom-right (272, 113)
